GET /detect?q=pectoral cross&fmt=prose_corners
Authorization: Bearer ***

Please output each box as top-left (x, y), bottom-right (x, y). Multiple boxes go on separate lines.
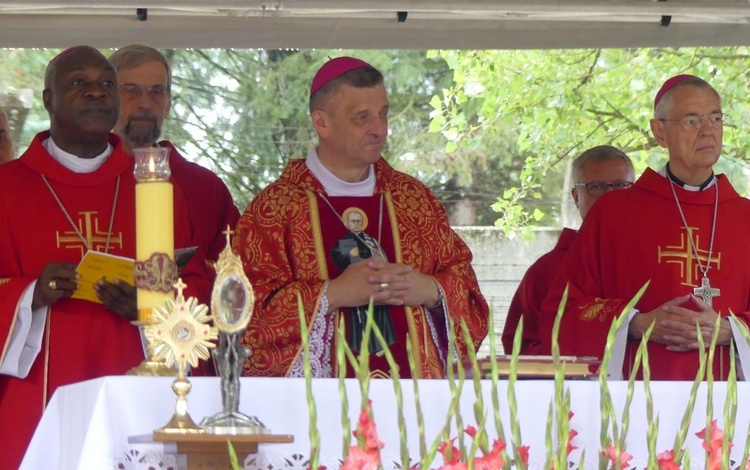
top-left (694, 276), bottom-right (720, 307)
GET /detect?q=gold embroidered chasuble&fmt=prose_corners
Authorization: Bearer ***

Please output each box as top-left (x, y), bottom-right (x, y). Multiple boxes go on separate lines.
top-left (235, 158), bottom-right (489, 378)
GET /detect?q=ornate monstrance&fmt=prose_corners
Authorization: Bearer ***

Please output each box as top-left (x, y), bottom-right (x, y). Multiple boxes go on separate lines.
top-left (147, 279), bottom-right (218, 435)
top-left (201, 228), bottom-right (267, 434)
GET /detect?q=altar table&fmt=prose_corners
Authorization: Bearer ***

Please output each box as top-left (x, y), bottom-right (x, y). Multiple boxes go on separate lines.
top-left (21, 377), bottom-right (750, 469)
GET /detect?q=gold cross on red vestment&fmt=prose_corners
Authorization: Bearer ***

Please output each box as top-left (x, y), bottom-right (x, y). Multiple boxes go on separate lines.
top-left (55, 211), bottom-right (123, 256)
top-left (657, 226), bottom-right (721, 287)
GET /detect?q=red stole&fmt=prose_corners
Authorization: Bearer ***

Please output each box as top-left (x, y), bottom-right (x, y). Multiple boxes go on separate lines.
top-left (317, 194), bottom-right (412, 378)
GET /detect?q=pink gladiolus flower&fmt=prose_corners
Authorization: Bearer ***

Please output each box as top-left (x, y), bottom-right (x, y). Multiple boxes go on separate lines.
top-left (567, 428), bottom-right (579, 455)
top-left (656, 450), bottom-right (680, 470)
top-left (438, 438), bottom-right (463, 465)
top-left (438, 463), bottom-right (469, 470)
top-left (696, 419), bottom-right (724, 449)
top-left (353, 400), bottom-right (385, 451)
top-left (341, 445), bottom-right (380, 470)
top-left (517, 445), bottom-right (530, 465)
top-left (603, 444), bottom-right (633, 468)
top-left (490, 438), bottom-right (506, 455)
top-left (473, 453), bottom-right (504, 470)
top-left (696, 419), bottom-right (732, 470)
top-left (464, 425), bottom-right (478, 438)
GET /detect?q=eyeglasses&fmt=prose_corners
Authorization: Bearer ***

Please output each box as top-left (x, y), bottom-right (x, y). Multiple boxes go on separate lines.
top-left (574, 181), bottom-right (633, 197)
top-left (120, 84), bottom-right (170, 102)
top-left (658, 113), bottom-right (727, 132)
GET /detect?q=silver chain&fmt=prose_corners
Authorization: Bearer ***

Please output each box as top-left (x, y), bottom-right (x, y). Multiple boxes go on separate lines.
top-left (668, 177), bottom-right (718, 278)
top-left (41, 174), bottom-right (120, 253)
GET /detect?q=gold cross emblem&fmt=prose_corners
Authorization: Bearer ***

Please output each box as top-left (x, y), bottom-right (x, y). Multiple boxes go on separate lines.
top-left (657, 226), bottom-right (720, 287)
top-left (56, 211), bottom-right (123, 256)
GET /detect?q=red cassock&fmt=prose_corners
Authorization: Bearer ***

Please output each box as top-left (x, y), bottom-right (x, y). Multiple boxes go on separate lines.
top-left (502, 227), bottom-right (576, 355)
top-left (234, 158), bottom-right (489, 379)
top-left (0, 131), bottom-right (211, 468)
top-left (540, 169), bottom-right (750, 380)
top-left (159, 141), bottom-right (240, 264)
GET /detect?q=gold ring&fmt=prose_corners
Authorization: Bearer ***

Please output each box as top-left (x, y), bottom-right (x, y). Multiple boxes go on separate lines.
top-left (48, 280), bottom-right (57, 290)
top-left (380, 282), bottom-right (389, 291)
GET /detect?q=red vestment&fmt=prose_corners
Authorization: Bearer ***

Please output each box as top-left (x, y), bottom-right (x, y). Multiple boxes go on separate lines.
top-left (502, 228), bottom-right (576, 355)
top-left (234, 158), bottom-right (489, 378)
top-left (0, 132), bottom-right (211, 468)
top-left (540, 169), bottom-right (750, 380)
top-left (159, 141), bottom-right (240, 263)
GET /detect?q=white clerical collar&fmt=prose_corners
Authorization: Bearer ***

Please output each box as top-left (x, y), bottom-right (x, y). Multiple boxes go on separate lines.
top-left (43, 137), bottom-right (113, 174)
top-left (657, 165), bottom-right (716, 192)
top-left (305, 147), bottom-right (376, 196)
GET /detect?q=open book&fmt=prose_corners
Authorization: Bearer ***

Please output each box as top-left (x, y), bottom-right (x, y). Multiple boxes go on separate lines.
top-left (464, 355), bottom-right (601, 380)
top-left (72, 251), bottom-right (134, 304)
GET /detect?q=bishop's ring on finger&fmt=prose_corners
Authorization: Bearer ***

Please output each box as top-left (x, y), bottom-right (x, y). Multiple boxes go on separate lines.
top-left (380, 282), bottom-right (389, 291)
top-left (48, 279), bottom-right (57, 290)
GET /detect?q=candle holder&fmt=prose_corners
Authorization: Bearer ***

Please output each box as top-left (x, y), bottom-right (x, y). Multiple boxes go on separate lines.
top-left (134, 146), bottom-right (171, 182)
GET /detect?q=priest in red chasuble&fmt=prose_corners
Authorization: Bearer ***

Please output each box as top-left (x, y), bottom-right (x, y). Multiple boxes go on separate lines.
top-left (502, 145), bottom-right (634, 355)
top-left (235, 57), bottom-right (489, 379)
top-left (108, 44), bottom-right (241, 268)
top-left (540, 75), bottom-right (750, 381)
top-left (0, 46), bottom-right (210, 469)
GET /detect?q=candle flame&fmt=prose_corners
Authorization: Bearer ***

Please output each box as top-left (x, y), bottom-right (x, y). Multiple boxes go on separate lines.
top-left (149, 157), bottom-right (155, 173)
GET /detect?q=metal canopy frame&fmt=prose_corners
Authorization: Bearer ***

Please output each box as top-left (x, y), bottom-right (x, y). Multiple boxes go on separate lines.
top-left (0, 0), bottom-right (749, 49)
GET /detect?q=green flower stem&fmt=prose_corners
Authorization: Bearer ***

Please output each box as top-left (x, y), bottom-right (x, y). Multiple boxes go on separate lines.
top-left (543, 400), bottom-right (554, 470)
top-left (370, 307), bottom-right (409, 469)
top-left (508, 318), bottom-right (526, 470)
top-left (722, 341), bottom-right (737, 470)
top-left (406, 340), bottom-right (428, 467)
top-left (640, 324), bottom-right (658, 470)
top-left (460, 320), bottom-right (490, 455)
top-left (619, 335), bottom-right (647, 452)
top-left (728, 313), bottom-right (750, 468)
top-left (487, 310), bottom-right (511, 470)
top-left (672, 326), bottom-right (707, 463)
top-left (597, 282), bottom-right (648, 470)
top-left (704, 316), bottom-right (722, 470)
top-left (549, 285), bottom-right (571, 470)
top-left (297, 294), bottom-right (320, 470)
top-left (336, 318), bottom-right (352, 455)
top-left (454, 352), bottom-right (467, 457)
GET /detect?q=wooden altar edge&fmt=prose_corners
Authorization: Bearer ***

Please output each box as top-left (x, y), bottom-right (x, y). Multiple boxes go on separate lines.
top-left (462, 355), bottom-right (602, 379)
top-left (152, 431), bottom-right (294, 455)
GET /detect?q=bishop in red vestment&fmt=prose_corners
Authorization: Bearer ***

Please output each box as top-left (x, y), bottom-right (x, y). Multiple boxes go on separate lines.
top-left (540, 76), bottom-right (750, 381)
top-left (0, 46), bottom-right (210, 469)
top-left (235, 57), bottom-right (488, 379)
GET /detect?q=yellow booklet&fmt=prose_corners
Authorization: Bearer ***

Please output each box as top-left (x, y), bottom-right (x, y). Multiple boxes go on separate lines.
top-left (72, 251), bottom-right (135, 304)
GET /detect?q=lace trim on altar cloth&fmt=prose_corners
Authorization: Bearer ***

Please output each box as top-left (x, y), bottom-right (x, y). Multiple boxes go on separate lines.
top-left (114, 448), bottom-right (712, 470)
top-left (288, 307), bottom-right (335, 378)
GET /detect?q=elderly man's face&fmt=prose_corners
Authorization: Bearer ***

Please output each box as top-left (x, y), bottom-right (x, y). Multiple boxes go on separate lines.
top-left (0, 114), bottom-right (13, 164)
top-left (572, 158), bottom-right (635, 219)
top-left (650, 85), bottom-right (723, 185)
top-left (43, 47), bottom-right (119, 149)
top-left (114, 60), bottom-right (171, 153)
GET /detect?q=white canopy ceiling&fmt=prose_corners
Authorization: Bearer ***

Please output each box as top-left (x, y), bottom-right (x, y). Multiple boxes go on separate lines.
top-left (0, 0), bottom-right (749, 50)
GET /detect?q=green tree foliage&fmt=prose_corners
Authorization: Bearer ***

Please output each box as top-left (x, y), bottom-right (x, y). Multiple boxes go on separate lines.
top-left (431, 47), bottom-right (750, 235)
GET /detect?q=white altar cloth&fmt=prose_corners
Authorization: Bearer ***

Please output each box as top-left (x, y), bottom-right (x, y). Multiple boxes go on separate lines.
top-left (21, 376), bottom-right (750, 469)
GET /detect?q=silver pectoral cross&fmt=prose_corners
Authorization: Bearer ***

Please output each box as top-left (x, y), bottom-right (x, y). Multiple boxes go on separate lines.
top-left (694, 276), bottom-right (720, 307)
